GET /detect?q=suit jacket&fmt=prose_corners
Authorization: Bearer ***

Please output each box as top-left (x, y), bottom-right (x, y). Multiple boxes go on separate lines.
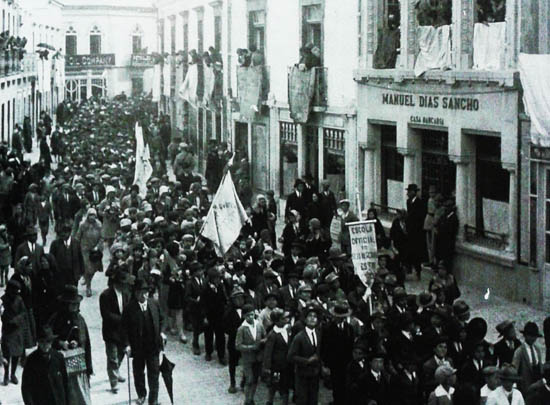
top-left (494, 337), bottom-right (521, 366)
top-left (321, 321), bottom-right (355, 370)
top-left (185, 277), bottom-right (205, 318)
top-left (281, 223), bottom-right (305, 257)
top-left (525, 379), bottom-right (550, 405)
top-left (236, 321), bottom-right (266, 364)
top-left (513, 344), bottom-right (543, 393)
top-left (262, 327), bottom-right (291, 372)
top-left (22, 349), bottom-right (69, 405)
top-left (346, 359), bottom-right (369, 405)
top-left (278, 284), bottom-right (298, 309)
top-left (363, 368), bottom-right (391, 405)
top-left (201, 284), bottom-right (227, 324)
top-left (389, 369), bottom-right (422, 405)
top-left (121, 298), bottom-right (164, 355)
top-left (99, 287), bottom-right (130, 344)
top-left (435, 212), bottom-right (459, 260)
top-left (486, 386), bottom-right (525, 405)
top-left (15, 241), bottom-right (44, 277)
top-left (222, 305), bottom-right (243, 349)
top-left (86, 188), bottom-right (106, 207)
top-left (318, 190), bottom-right (337, 228)
top-left (459, 358), bottom-right (486, 391)
top-left (49, 238), bottom-right (84, 286)
top-left (285, 191), bottom-right (307, 220)
top-left (288, 328), bottom-right (322, 377)
top-left (406, 196), bottom-right (426, 236)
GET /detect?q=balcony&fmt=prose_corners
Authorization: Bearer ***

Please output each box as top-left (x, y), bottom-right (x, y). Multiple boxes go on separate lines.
top-left (130, 53), bottom-right (156, 68)
top-left (65, 54), bottom-right (116, 70)
top-left (0, 50), bottom-right (21, 77)
top-left (287, 65), bottom-right (327, 123)
top-left (236, 65), bottom-right (270, 120)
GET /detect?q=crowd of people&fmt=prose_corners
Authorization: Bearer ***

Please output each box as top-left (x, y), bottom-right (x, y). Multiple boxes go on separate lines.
top-left (0, 94), bottom-right (547, 405)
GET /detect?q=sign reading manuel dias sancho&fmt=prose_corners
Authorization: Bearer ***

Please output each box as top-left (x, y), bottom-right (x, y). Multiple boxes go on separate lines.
top-left (382, 92), bottom-right (480, 111)
top-left (66, 54), bottom-right (116, 68)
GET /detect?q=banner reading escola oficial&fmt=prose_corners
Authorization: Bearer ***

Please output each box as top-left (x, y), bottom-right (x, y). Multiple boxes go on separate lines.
top-left (347, 220), bottom-right (378, 287)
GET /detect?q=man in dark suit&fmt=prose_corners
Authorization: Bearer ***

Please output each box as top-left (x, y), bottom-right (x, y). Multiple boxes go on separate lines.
top-left (405, 184), bottom-right (426, 279)
top-left (15, 225), bottom-right (44, 277)
top-left (86, 181), bottom-right (106, 207)
top-left (55, 184), bottom-right (81, 222)
top-left (494, 320), bottom-right (521, 366)
top-left (435, 200), bottom-right (459, 273)
top-left (185, 261), bottom-right (206, 355)
top-left (223, 287), bottom-right (245, 394)
top-left (363, 350), bottom-right (391, 405)
top-left (389, 356), bottom-right (422, 405)
top-left (201, 267), bottom-right (227, 364)
top-left (288, 305), bottom-right (326, 405)
top-left (526, 362), bottom-right (550, 405)
top-left (100, 271), bottom-right (133, 393)
top-left (285, 179), bottom-right (308, 224)
top-left (346, 341), bottom-right (369, 404)
top-left (318, 179), bottom-right (338, 229)
top-left (122, 278), bottom-right (166, 405)
top-left (302, 173), bottom-right (317, 205)
top-left (49, 223), bottom-right (84, 286)
top-left (321, 301), bottom-right (356, 405)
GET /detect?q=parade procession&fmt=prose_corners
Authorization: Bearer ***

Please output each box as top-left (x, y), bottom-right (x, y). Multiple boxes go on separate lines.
top-left (2, 0), bottom-right (550, 404)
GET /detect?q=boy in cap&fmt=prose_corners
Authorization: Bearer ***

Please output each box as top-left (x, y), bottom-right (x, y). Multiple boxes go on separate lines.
top-left (480, 366), bottom-right (500, 405)
top-left (486, 364), bottom-right (524, 405)
top-left (427, 364), bottom-right (457, 405)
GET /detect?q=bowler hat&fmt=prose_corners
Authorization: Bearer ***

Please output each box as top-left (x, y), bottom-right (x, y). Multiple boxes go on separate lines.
top-left (406, 184), bottom-right (419, 192)
top-left (57, 285), bottom-right (83, 304)
top-left (452, 300), bottom-right (470, 317)
top-left (496, 320), bottom-right (515, 337)
top-left (416, 291), bottom-right (437, 308)
top-left (37, 325), bottom-right (58, 343)
top-left (521, 321), bottom-right (543, 337)
top-left (329, 301), bottom-right (352, 318)
top-left (499, 364), bottom-right (521, 381)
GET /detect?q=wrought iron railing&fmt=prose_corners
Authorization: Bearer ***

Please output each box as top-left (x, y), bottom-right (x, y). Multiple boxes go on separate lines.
top-left (0, 50), bottom-right (22, 77)
top-left (464, 224), bottom-right (508, 250)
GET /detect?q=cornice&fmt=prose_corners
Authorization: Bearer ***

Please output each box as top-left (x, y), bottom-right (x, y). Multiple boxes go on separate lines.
top-left (62, 5), bottom-right (157, 13)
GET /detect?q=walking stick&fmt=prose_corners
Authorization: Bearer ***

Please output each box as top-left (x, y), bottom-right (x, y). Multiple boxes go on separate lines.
top-left (127, 354), bottom-right (132, 405)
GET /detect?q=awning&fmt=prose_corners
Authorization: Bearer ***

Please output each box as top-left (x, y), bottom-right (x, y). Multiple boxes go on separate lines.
top-left (519, 53), bottom-right (550, 147)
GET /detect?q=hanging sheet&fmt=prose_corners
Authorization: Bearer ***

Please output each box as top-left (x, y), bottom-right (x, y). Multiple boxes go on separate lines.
top-left (237, 66), bottom-right (263, 121)
top-left (179, 63), bottom-right (198, 107)
top-left (152, 64), bottom-right (161, 102)
top-left (473, 22), bottom-right (506, 70)
top-left (414, 25), bottom-right (452, 77)
top-left (288, 65), bottom-right (316, 123)
top-left (203, 64), bottom-right (215, 109)
top-left (519, 53), bottom-right (550, 147)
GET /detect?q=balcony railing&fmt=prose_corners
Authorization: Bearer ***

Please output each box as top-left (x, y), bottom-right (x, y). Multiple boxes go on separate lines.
top-left (66, 53), bottom-right (116, 69)
top-left (312, 66), bottom-right (327, 107)
top-left (130, 53), bottom-right (156, 67)
top-left (0, 50), bottom-right (21, 77)
top-left (464, 224), bottom-right (508, 250)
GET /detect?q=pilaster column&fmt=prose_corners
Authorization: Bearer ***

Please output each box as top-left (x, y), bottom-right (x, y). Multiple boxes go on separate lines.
top-left (359, 141), bottom-right (377, 209)
top-left (452, 0), bottom-right (474, 69)
top-left (318, 127), bottom-right (324, 181)
top-left (449, 155), bottom-right (471, 242)
top-left (400, 0), bottom-right (418, 69)
top-left (269, 107), bottom-right (281, 196)
top-left (297, 124), bottom-right (306, 178)
top-left (504, 165), bottom-right (518, 254)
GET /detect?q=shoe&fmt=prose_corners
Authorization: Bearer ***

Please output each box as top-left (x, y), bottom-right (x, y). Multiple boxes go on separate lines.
top-left (228, 385), bottom-right (237, 394)
top-left (117, 376), bottom-right (126, 383)
top-left (180, 334), bottom-right (187, 344)
top-left (3, 377), bottom-right (8, 386)
top-left (193, 347), bottom-right (200, 356)
top-left (110, 386), bottom-right (118, 394)
top-left (219, 357), bottom-right (227, 366)
top-left (205, 354), bottom-right (212, 361)
top-left (10, 376), bottom-right (18, 385)
top-left (136, 397), bottom-right (146, 405)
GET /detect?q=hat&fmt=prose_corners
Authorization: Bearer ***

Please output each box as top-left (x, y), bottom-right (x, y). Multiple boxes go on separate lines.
top-left (25, 225), bottom-right (38, 236)
top-left (321, 179), bottom-right (330, 186)
top-left (294, 178), bottom-right (304, 188)
top-left (113, 271), bottom-right (135, 285)
top-left (303, 305), bottom-right (320, 318)
top-left (520, 321), bottom-right (543, 337)
top-left (105, 185), bottom-right (116, 195)
top-left (392, 286), bottom-right (407, 301)
top-left (271, 258), bottom-right (284, 270)
top-left (270, 308), bottom-right (287, 324)
top-left (325, 272), bottom-right (339, 284)
top-left (309, 218), bottom-right (321, 229)
top-left (467, 318), bottom-right (488, 341)
top-left (416, 291), bottom-right (437, 308)
top-left (288, 209), bottom-right (300, 218)
top-left (133, 278), bottom-right (149, 292)
top-left (120, 218), bottom-right (132, 228)
top-left (499, 364), bottom-right (521, 382)
top-left (87, 207), bottom-right (97, 216)
top-left (328, 247), bottom-right (346, 260)
top-left (452, 300), bottom-right (470, 317)
top-left (329, 301), bottom-right (352, 318)
top-left (434, 365), bottom-right (456, 384)
top-left (496, 320), bottom-right (515, 337)
top-left (429, 282), bottom-right (445, 293)
top-left (482, 366), bottom-right (499, 377)
top-left (110, 242), bottom-right (128, 255)
top-left (154, 216), bottom-right (165, 224)
top-left (406, 184), bottom-right (419, 192)
top-left (298, 284), bottom-right (313, 293)
top-left (230, 286), bottom-right (245, 299)
top-left (37, 325), bottom-right (58, 343)
top-left (57, 285), bottom-right (83, 304)
top-left (182, 234), bottom-right (195, 241)
top-left (189, 261), bottom-right (203, 273)
top-left (339, 199), bottom-right (350, 205)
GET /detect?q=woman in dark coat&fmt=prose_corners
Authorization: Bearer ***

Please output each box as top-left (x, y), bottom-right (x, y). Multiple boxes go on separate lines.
top-left (39, 136), bottom-right (52, 172)
top-left (305, 192), bottom-right (324, 224)
top-left (32, 253), bottom-right (64, 329)
top-left (23, 116), bottom-right (32, 153)
top-left (10, 256), bottom-right (36, 351)
top-left (1, 279), bottom-right (26, 385)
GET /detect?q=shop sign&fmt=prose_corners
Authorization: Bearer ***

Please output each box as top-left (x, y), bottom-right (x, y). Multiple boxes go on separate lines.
top-left (66, 54), bottom-right (115, 68)
top-left (131, 54), bottom-right (156, 67)
top-left (531, 145), bottom-right (550, 161)
top-left (382, 93), bottom-right (480, 111)
top-left (410, 115), bottom-right (445, 126)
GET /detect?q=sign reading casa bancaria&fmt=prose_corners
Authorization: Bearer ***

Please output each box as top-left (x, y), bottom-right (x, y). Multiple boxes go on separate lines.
top-left (382, 92), bottom-right (480, 111)
top-left (66, 54), bottom-right (116, 68)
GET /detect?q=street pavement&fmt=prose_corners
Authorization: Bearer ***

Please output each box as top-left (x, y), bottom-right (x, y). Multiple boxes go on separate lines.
top-left (0, 145), bottom-right (548, 404)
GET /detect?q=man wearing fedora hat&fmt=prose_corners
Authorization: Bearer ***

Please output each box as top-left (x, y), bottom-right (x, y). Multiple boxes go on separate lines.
top-left (49, 223), bottom-right (84, 287)
top-left (284, 179), bottom-right (307, 225)
top-left (100, 271), bottom-right (134, 393)
top-left (321, 300), bottom-right (356, 405)
top-left (513, 321), bottom-right (543, 394)
top-left (22, 325), bottom-right (69, 405)
top-left (495, 320), bottom-right (521, 366)
top-left (405, 184), bottom-right (426, 280)
top-left (486, 364), bottom-right (524, 405)
top-left (15, 225), bottom-right (44, 277)
top-left (122, 278), bottom-right (165, 405)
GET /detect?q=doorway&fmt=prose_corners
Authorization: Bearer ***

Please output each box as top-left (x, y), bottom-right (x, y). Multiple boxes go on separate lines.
top-left (421, 129), bottom-right (456, 199)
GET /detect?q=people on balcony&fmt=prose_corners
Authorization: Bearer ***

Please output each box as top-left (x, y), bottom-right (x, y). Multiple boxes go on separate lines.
top-left (416, 0), bottom-right (452, 27)
top-left (249, 45), bottom-right (264, 67)
top-left (237, 48), bottom-right (251, 67)
top-left (297, 44), bottom-right (321, 72)
top-left (188, 49), bottom-right (201, 65)
top-left (477, 0), bottom-right (506, 23)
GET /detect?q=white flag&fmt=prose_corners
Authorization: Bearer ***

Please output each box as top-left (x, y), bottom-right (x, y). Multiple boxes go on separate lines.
top-left (133, 123), bottom-right (153, 197)
top-left (200, 171), bottom-right (249, 256)
top-left (179, 64), bottom-right (198, 107)
top-left (152, 64), bottom-right (161, 102)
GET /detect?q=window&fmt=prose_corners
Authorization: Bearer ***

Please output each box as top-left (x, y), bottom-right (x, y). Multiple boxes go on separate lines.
top-left (65, 35), bottom-right (77, 56)
top-left (302, 3), bottom-right (323, 61)
top-left (380, 126), bottom-right (404, 209)
top-left (357, 0), bottom-right (362, 57)
top-left (248, 10), bottom-right (265, 51)
top-left (89, 25), bottom-right (101, 54)
top-left (132, 35), bottom-right (142, 54)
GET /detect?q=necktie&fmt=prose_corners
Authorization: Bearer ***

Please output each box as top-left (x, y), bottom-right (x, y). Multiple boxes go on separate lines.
top-left (530, 345), bottom-right (538, 366)
top-left (30, 244), bottom-right (34, 254)
top-left (507, 392), bottom-right (513, 404)
top-left (311, 331), bottom-right (316, 348)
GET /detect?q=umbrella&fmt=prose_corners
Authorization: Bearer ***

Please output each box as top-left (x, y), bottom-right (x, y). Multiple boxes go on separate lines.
top-left (159, 353), bottom-right (175, 404)
top-left (36, 42), bottom-right (56, 51)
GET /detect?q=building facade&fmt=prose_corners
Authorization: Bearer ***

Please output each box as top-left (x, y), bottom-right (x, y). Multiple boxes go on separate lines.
top-left (61, 0), bottom-right (157, 101)
top-left (1, 0), bottom-right (65, 144)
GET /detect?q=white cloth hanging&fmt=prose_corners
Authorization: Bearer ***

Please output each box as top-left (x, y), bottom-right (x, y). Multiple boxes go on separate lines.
top-left (414, 25), bottom-right (452, 77)
top-left (473, 22), bottom-right (506, 70)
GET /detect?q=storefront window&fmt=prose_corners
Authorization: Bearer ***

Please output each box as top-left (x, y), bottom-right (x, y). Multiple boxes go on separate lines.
top-left (380, 125), bottom-right (404, 209)
top-left (421, 130), bottom-right (456, 198)
top-left (475, 136), bottom-right (509, 240)
top-left (280, 122), bottom-right (298, 196)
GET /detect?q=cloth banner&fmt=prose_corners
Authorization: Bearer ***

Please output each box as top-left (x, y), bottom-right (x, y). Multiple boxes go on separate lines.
top-left (473, 22), bottom-right (506, 70)
top-left (237, 66), bottom-right (263, 121)
top-left (288, 65), bottom-right (316, 123)
top-left (203, 64), bottom-right (215, 109)
top-left (330, 216), bottom-right (342, 246)
top-left (519, 53), bottom-right (550, 147)
top-left (163, 57), bottom-right (171, 96)
top-left (200, 171), bottom-right (249, 256)
top-left (347, 220), bottom-right (378, 287)
top-left (179, 63), bottom-right (199, 107)
top-left (133, 122), bottom-right (153, 197)
top-left (152, 64), bottom-right (161, 102)
top-left (414, 25), bottom-right (452, 77)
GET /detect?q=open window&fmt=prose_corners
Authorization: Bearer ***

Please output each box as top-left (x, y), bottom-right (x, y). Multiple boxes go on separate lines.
top-left (89, 25), bottom-right (102, 55)
top-left (373, 0), bottom-right (401, 69)
top-left (302, 4), bottom-right (323, 63)
top-left (248, 10), bottom-right (265, 52)
top-left (65, 26), bottom-right (77, 56)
